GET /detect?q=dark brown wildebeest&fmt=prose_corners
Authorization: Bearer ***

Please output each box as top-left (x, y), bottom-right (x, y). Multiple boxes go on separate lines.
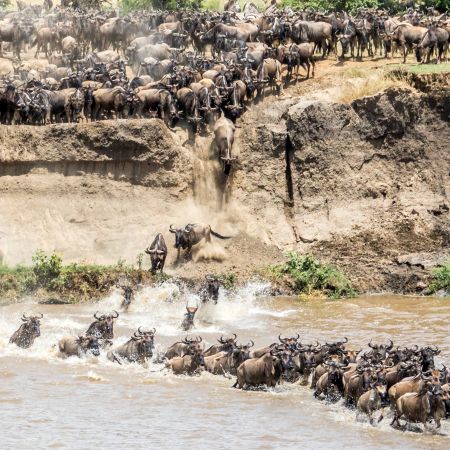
top-left (169, 223), bottom-right (231, 260)
top-left (176, 87), bottom-right (202, 131)
top-left (58, 335), bottom-right (102, 358)
top-left (145, 233), bottom-right (168, 274)
top-left (201, 274), bottom-right (221, 304)
top-left (86, 311), bottom-right (119, 340)
top-left (391, 382), bottom-right (446, 430)
top-left (314, 360), bottom-right (345, 401)
top-left (107, 327), bottom-right (156, 365)
top-left (367, 339), bottom-right (394, 360)
top-left (9, 314), bottom-right (43, 349)
top-left (388, 373), bottom-right (432, 407)
top-left (136, 88), bottom-right (179, 126)
top-left (213, 116), bottom-right (236, 175)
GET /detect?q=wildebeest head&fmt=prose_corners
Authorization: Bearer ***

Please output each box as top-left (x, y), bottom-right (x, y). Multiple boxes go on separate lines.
top-left (368, 339), bottom-right (393, 359)
top-left (21, 313), bottom-right (42, 338)
top-left (371, 382), bottom-right (388, 403)
top-left (169, 224), bottom-right (189, 249)
top-left (217, 333), bottom-right (237, 352)
top-left (324, 337), bottom-right (348, 356)
top-left (419, 346), bottom-right (440, 372)
top-left (87, 311), bottom-right (119, 339)
top-left (133, 327), bottom-right (156, 358)
top-left (232, 340), bottom-right (254, 365)
top-left (10, 314), bottom-right (43, 348)
top-left (299, 342), bottom-right (321, 369)
top-left (278, 333), bottom-right (300, 351)
top-left (77, 335), bottom-right (100, 357)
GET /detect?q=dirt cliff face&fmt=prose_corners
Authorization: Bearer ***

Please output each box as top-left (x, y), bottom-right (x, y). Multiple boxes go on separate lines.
top-left (0, 76), bottom-right (449, 292)
top-left (234, 82), bottom-right (450, 292)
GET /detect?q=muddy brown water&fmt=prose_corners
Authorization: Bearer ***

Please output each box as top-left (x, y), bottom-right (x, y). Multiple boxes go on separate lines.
top-left (1, 283), bottom-right (449, 449)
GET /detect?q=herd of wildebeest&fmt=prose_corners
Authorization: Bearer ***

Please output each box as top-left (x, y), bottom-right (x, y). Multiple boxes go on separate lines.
top-left (1, 3), bottom-right (450, 170)
top-left (8, 310), bottom-right (450, 432)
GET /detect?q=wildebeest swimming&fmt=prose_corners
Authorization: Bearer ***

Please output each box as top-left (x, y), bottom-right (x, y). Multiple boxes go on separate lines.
top-left (8, 309), bottom-right (450, 433)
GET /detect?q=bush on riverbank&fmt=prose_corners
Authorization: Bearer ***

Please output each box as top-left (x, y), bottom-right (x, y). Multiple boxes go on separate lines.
top-left (0, 251), bottom-right (153, 302)
top-left (270, 252), bottom-right (356, 299)
top-left (428, 263), bottom-right (450, 296)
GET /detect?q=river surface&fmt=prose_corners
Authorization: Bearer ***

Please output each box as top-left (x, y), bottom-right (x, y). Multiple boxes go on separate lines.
top-left (0, 282), bottom-right (449, 450)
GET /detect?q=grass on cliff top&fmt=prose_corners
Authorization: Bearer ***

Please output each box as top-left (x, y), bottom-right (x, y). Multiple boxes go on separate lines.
top-left (0, 250), bottom-right (157, 303)
top-left (336, 67), bottom-right (410, 103)
top-left (389, 63), bottom-right (450, 75)
top-left (428, 263), bottom-right (450, 296)
top-left (270, 252), bottom-right (356, 299)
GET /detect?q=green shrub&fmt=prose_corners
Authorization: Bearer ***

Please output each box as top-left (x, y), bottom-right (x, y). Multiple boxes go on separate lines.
top-left (272, 252), bottom-right (355, 298)
top-left (32, 250), bottom-right (63, 289)
top-left (429, 263), bottom-right (450, 295)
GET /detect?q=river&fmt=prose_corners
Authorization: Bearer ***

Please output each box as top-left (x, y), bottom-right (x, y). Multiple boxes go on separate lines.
top-left (0, 282), bottom-right (449, 449)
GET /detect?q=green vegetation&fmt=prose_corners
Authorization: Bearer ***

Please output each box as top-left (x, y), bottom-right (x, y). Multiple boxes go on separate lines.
top-left (0, 0), bottom-right (10, 9)
top-left (428, 263), bottom-right (450, 295)
top-left (270, 252), bottom-right (356, 299)
top-left (0, 250), bottom-right (154, 302)
top-left (390, 63), bottom-right (450, 75)
top-left (218, 273), bottom-right (236, 290)
top-left (281, 0), bottom-right (450, 12)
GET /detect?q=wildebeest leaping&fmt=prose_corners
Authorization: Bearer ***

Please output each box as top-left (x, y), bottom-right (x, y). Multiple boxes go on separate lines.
top-left (169, 223), bottom-right (231, 260)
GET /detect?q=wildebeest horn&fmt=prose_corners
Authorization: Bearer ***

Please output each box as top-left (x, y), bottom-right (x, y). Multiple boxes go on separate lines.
top-left (218, 335), bottom-right (226, 344)
top-left (138, 326), bottom-right (144, 334)
top-left (169, 224), bottom-right (176, 233)
top-left (368, 339), bottom-right (375, 349)
top-left (94, 311), bottom-right (102, 320)
top-left (134, 331), bottom-right (141, 337)
top-left (34, 313), bottom-right (44, 319)
top-left (151, 328), bottom-right (156, 335)
top-left (278, 334), bottom-right (287, 343)
top-left (386, 339), bottom-right (393, 350)
top-left (248, 340), bottom-right (255, 348)
top-left (232, 333), bottom-right (237, 341)
top-left (341, 337), bottom-right (348, 344)
top-left (112, 310), bottom-right (119, 318)
top-left (197, 336), bottom-right (202, 343)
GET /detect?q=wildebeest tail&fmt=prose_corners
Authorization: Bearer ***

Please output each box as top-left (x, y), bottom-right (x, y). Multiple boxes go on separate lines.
top-left (210, 229), bottom-right (231, 239)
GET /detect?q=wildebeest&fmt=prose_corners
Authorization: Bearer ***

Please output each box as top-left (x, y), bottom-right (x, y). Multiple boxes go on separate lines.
top-left (145, 233), bottom-right (168, 274)
top-left (234, 349), bottom-right (293, 389)
top-left (213, 116), bottom-right (236, 175)
top-left (180, 306), bottom-right (198, 331)
top-left (165, 346), bottom-right (205, 375)
top-left (201, 274), bottom-right (221, 304)
top-left (391, 383), bottom-right (446, 430)
top-left (117, 284), bottom-right (134, 311)
top-left (204, 334), bottom-right (238, 357)
top-left (357, 382), bottom-right (388, 425)
top-left (9, 313), bottom-right (43, 348)
top-left (86, 311), bottom-right (119, 340)
top-left (58, 335), bottom-right (101, 358)
top-left (169, 223), bottom-right (231, 260)
top-left (206, 341), bottom-right (254, 375)
top-left (164, 335), bottom-right (203, 360)
top-left (107, 327), bottom-right (156, 364)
